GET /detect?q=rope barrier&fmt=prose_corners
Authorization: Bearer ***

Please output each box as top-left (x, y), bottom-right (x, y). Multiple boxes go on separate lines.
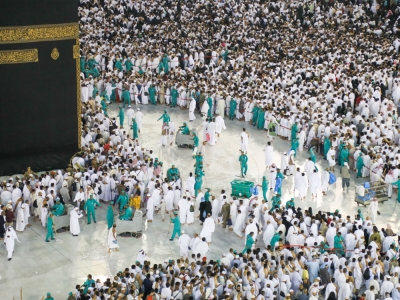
top-left (274, 243), bottom-right (355, 252)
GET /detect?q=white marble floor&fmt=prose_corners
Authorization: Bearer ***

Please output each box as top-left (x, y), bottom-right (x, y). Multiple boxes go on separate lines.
top-left (1, 103), bottom-right (399, 300)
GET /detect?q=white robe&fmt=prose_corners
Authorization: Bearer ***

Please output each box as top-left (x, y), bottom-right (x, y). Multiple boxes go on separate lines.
top-left (367, 200), bottom-right (379, 224)
top-left (15, 208), bottom-right (25, 231)
top-left (5, 228), bottom-right (19, 259)
top-left (217, 99), bottom-right (226, 116)
top-left (189, 99), bottom-right (197, 121)
top-left (215, 116), bottom-right (226, 134)
top-left (23, 204), bottom-right (30, 226)
top-left (107, 228), bottom-right (119, 249)
top-left (305, 160), bottom-right (316, 179)
top-left (263, 223), bottom-right (275, 247)
top-left (178, 198), bottom-right (187, 224)
top-left (195, 240), bottom-right (209, 257)
top-left (337, 282), bottom-right (351, 300)
top-left (297, 130), bottom-right (306, 151)
top-left (41, 207), bottom-right (48, 227)
top-left (179, 234), bottom-right (191, 257)
top-left (146, 197), bottom-right (154, 220)
top-left (126, 108), bottom-right (135, 126)
top-left (230, 203), bottom-right (238, 225)
top-left (264, 146), bottom-right (274, 167)
top-left (207, 122), bottom-right (216, 145)
top-left (362, 155), bottom-right (371, 177)
top-left (234, 213), bottom-right (245, 237)
top-left (298, 175), bottom-right (308, 199)
top-left (345, 233), bottom-right (356, 257)
top-left (326, 227), bottom-right (337, 248)
top-left (245, 223), bottom-right (258, 244)
top-left (309, 172), bottom-right (321, 195)
top-left (136, 111), bottom-right (144, 130)
top-left (321, 170), bottom-right (330, 192)
top-left (186, 176), bottom-right (195, 197)
top-left (325, 283), bottom-right (337, 300)
top-left (70, 210), bottom-right (83, 235)
top-left (211, 199), bottom-right (221, 222)
top-left (327, 149), bottom-right (336, 167)
top-left (186, 200), bottom-right (194, 224)
top-left (165, 190), bottom-right (174, 211)
top-left (200, 217), bottom-right (215, 242)
top-left (201, 101), bottom-right (210, 117)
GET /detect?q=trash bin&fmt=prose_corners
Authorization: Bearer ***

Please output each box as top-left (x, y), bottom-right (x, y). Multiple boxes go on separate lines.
top-left (230, 179), bottom-right (254, 198)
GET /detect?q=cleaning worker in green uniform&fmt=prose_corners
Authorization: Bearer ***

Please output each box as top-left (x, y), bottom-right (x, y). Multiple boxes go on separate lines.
top-left (132, 118), bottom-right (139, 139)
top-left (45, 213), bottom-right (55, 242)
top-left (117, 106), bottom-right (124, 128)
top-left (392, 176), bottom-right (400, 203)
top-left (107, 202), bottom-right (114, 229)
top-left (239, 151), bottom-right (248, 177)
top-left (51, 198), bottom-right (64, 216)
top-left (356, 153), bottom-right (364, 178)
top-left (157, 110), bottom-right (171, 124)
top-left (119, 205), bottom-right (133, 220)
top-left (259, 176), bottom-right (269, 202)
top-left (116, 190), bottom-right (129, 212)
top-left (169, 211), bottom-right (181, 241)
top-left (84, 194), bottom-right (101, 224)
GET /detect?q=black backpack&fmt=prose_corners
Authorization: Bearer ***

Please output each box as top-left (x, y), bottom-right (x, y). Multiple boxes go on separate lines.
top-left (71, 182), bottom-right (77, 192)
top-left (97, 186), bottom-right (102, 195)
top-left (33, 199), bottom-right (38, 208)
top-left (363, 268), bottom-right (371, 280)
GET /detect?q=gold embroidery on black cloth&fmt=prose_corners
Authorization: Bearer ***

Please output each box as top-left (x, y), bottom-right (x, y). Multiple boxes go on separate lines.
top-left (0, 49), bottom-right (38, 64)
top-left (51, 48), bottom-right (59, 60)
top-left (0, 23), bottom-right (79, 44)
top-left (73, 45), bottom-right (80, 59)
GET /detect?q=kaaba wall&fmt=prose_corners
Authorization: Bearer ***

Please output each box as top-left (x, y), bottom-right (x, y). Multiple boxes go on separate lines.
top-left (0, 0), bottom-right (80, 175)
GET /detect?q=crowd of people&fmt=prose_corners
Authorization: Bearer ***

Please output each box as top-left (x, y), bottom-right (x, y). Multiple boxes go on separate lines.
top-left (4, 0), bottom-right (400, 298)
top-left (63, 208), bottom-right (400, 300)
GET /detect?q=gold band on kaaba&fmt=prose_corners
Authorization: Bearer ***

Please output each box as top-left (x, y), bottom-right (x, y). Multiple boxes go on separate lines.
top-left (0, 23), bottom-right (79, 44)
top-left (0, 49), bottom-right (38, 64)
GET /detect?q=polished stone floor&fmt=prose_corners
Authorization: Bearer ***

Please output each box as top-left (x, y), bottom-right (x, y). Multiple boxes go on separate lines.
top-left (1, 103), bottom-right (399, 300)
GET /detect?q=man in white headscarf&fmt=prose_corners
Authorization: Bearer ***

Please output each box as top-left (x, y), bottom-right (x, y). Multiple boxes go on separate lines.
top-left (321, 168), bottom-right (330, 196)
top-left (178, 230), bottom-right (191, 257)
top-left (264, 142), bottom-right (274, 169)
top-left (189, 97), bottom-right (197, 122)
top-left (309, 170), bottom-right (321, 199)
top-left (4, 226), bottom-right (20, 261)
top-left (200, 214), bottom-right (215, 244)
top-left (263, 220), bottom-right (275, 247)
top-left (136, 108), bottom-right (144, 132)
top-left (215, 113), bottom-right (226, 137)
top-left (15, 203), bottom-right (25, 232)
top-left (367, 198), bottom-right (379, 225)
top-left (70, 207), bottom-right (83, 236)
top-left (178, 196), bottom-right (188, 224)
top-left (327, 146), bottom-right (336, 171)
top-left (298, 173), bottom-right (308, 200)
top-left (287, 150), bottom-right (295, 175)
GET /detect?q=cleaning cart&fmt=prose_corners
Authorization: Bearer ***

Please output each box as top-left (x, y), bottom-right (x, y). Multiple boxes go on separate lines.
top-left (355, 181), bottom-right (388, 207)
top-left (230, 179), bottom-right (255, 198)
